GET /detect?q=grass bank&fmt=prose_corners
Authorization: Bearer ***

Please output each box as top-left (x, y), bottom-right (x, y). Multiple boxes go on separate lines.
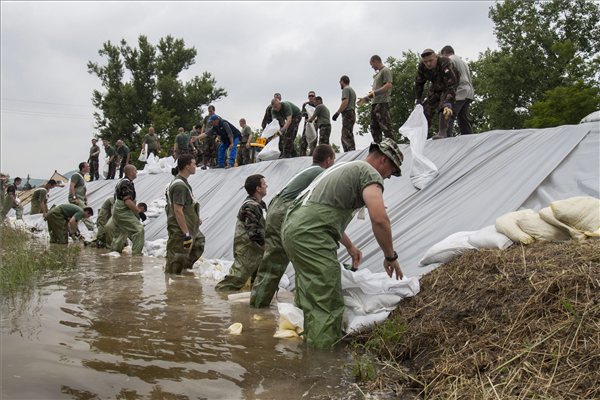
top-left (0, 224), bottom-right (80, 293)
top-left (351, 240), bottom-right (599, 399)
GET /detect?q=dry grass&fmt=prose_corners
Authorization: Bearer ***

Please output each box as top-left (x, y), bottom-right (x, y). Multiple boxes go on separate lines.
top-left (351, 240), bottom-right (600, 399)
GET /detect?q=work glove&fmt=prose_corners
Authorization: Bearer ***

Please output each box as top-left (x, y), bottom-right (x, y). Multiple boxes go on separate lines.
top-left (182, 233), bottom-right (193, 249)
top-left (332, 112), bottom-right (340, 121)
top-left (443, 105), bottom-right (453, 119)
top-left (139, 212), bottom-right (147, 222)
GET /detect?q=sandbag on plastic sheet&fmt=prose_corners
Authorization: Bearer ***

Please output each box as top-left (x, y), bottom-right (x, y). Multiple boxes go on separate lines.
top-left (517, 212), bottom-right (570, 242)
top-left (159, 156), bottom-right (176, 172)
top-left (398, 105), bottom-right (439, 189)
top-left (143, 154), bottom-right (163, 175)
top-left (550, 196), bottom-right (600, 237)
top-left (257, 136), bottom-right (281, 161)
top-left (420, 231), bottom-right (476, 265)
top-left (495, 209), bottom-right (536, 244)
top-left (467, 225), bottom-right (513, 249)
top-left (138, 144), bottom-right (148, 162)
top-left (261, 119), bottom-right (281, 139)
top-left (539, 207), bottom-right (587, 241)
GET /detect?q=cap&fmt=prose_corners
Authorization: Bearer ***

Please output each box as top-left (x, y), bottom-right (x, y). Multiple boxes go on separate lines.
top-left (370, 138), bottom-right (403, 176)
top-left (209, 114), bottom-right (220, 122)
top-left (420, 48), bottom-right (435, 57)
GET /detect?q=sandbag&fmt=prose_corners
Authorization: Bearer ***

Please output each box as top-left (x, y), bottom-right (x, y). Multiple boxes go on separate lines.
top-left (550, 196), bottom-right (600, 237)
top-left (539, 207), bottom-right (587, 241)
top-left (420, 231), bottom-right (476, 265)
top-left (305, 122), bottom-right (317, 143)
top-left (398, 105), bottom-right (439, 190)
top-left (274, 302), bottom-right (304, 339)
top-left (257, 136), bottom-right (281, 161)
top-left (467, 225), bottom-right (513, 249)
top-left (495, 209), bottom-right (536, 244)
top-left (144, 154), bottom-right (163, 175)
top-left (261, 119), bottom-right (281, 139)
top-left (138, 144), bottom-right (148, 162)
top-left (517, 213), bottom-right (570, 242)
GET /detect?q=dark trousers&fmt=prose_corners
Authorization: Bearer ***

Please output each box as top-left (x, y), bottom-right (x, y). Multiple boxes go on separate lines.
top-left (447, 99), bottom-right (474, 137)
top-left (280, 115), bottom-right (301, 158)
top-left (89, 158), bottom-right (99, 181)
top-left (107, 160), bottom-right (117, 179)
top-left (341, 109), bottom-right (356, 151)
top-left (423, 95), bottom-right (449, 138)
top-left (118, 158), bottom-right (129, 178)
top-left (370, 102), bottom-right (393, 143)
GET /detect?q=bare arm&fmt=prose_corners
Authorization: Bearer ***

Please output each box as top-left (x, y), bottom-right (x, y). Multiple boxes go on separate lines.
top-left (340, 233), bottom-right (362, 269)
top-left (69, 181), bottom-right (76, 199)
top-left (336, 98), bottom-right (349, 114)
top-left (173, 204), bottom-right (189, 234)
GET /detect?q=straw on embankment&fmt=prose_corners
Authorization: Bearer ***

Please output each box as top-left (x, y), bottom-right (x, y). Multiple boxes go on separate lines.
top-left (351, 240), bottom-right (599, 399)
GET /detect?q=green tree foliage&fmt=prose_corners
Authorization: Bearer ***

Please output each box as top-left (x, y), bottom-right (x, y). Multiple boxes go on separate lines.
top-left (473, 0), bottom-right (600, 129)
top-left (524, 82), bottom-right (600, 128)
top-left (88, 35), bottom-right (226, 154)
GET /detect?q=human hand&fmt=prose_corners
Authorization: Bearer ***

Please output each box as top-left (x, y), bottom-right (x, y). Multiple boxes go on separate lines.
top-left (383, 259), bottom-right (403, 280)
top-left (182, 233), bottom-right (192, 249)
top-left (332, 112), bottom-right (340, 121)
top-left (357, 97), bottom-right (367, 107)
top-left (443, 106), bottom-right (453, 119)
top-left (346, 245), bottom-right (363, 269)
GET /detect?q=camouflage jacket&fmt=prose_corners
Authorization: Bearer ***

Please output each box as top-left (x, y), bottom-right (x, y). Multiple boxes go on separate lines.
top-left (415, 56), bottom-right (460, 106)
top-left (114, 178), bottom-right (136, 202)
top-left (237, 195), bottom-right (267, 246)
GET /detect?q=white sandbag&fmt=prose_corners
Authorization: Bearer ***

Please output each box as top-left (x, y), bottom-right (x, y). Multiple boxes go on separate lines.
top-left (260, 119), bottom-right (281, 139)
top-left (305, 122), bottom-right (317, 143)
top-left (550, 196), bottom-right (600, 237)
top-left (257, 136), bottom-right (281, 161)
top-left (138, 144), bottom-right (148, 162)
top-left (274, 302), bottom-right (304, 338)
top-left (495, 209), bottom-right (536, 244)
top-left (399, 105), bottom-right (439, 190)
top-left (304, 104), bottom-right (315, 119)
top-left (420, 231), bottom-right (476, 265)
top-left (517, 212), bottom-right (571, 242)
top-left (344, 310), bottom-right (391, 334)
top-left (539, 207), bottom-right (587, 241)
top-left (102, 157), bottom-right (109, 178)
top-left (467, 225), bottom-right (513, 249)
top-left (144, 154), bottom-right (163, 174)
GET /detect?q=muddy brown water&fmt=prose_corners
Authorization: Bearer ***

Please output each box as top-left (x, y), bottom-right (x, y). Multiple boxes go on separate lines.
top-left (1, 248), bottom-right (360, 399)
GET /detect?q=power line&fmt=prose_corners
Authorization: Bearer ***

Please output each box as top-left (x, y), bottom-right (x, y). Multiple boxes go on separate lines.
top-left (1, 97), bottom-right (93, 108)
top-left (1, 108), bottom-right (93, 120)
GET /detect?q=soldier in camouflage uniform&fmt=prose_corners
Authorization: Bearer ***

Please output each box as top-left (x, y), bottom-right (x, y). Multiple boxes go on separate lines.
top-left (415, 48), bottom-right (460, 139)
top-left (198, 105), bottom-right (217, 169)
top-left (110, 164), bottom-right (145, 256)
top-left (271, 98), bottom-right (302, 158)
top-left (308, 96), bottom-right (332, 150)
top-left (215, 174), bottom-right (268, 291)
top-left (261, 93), bottom-right (282, 129)
top-left (237, 118), bottom-right (253, 166)
top-left (88, 138), bottom-right (100, 181)
top-left (358, 55), bottom-right (394, 143)
top-left (115, 140), bottom-right (131, 179)
top-left (250, 144), bottom-right (336, 308)
top-left (103, 139), bottom-right (117, 179)
top-left (332, 75), bottom-right (357, 152)
top-left (299, 91), bottom-right (317, 156)
top-left (174, 127), bottom-right (193, 159)
top-left (30, 179), bottom-right (57, 217)
top-left (165, 154), bottom-right (205, 274)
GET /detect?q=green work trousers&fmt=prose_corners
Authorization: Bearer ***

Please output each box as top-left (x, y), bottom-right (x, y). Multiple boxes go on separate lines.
top-left (215, 220), bottom-right (265, 291)
top-left (282, 207), bottom-right (345, 349)
top-left (99, 217), bottom-right (115, 246)
top-left (165, 203), bottom-right (205, 274)
top-left (46, 207), bottom-right (69, 244)
top-left (250, 196), bottom-right (291, 307)
top-left (110, 199), bottom-right (145, 255)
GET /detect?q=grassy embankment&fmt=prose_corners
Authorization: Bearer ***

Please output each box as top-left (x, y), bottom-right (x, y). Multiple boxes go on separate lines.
top-left (0, 224), bottom-right (80, 293)
top-left (351, 240), bottom-right (599, 399)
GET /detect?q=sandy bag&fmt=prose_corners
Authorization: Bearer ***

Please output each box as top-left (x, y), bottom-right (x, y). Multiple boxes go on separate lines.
top-left (257, 136), bottom-right (281, 161)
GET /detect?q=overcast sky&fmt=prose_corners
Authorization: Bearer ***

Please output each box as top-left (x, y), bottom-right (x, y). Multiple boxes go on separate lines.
top-left (1, 1), bottom-right (498, 179)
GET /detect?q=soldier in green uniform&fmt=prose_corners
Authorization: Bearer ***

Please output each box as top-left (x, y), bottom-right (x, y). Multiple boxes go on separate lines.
top-left (96, 196), bottom-right (115, 248)
top-left (299, 91), bottom-right (317, 157)
top-left (282, 138), bottom-right (404, 349)
top-left (1, 177), bottom-right (23, 220)
top-left (110, 164), bottom-right (145, 256)
top-left (165, 154), bottom-right (206, 274)
top-left (215, 174), bottom-right (268, 291)
top-left (261, 93), bottom-right (282, 129)
top-left (174, 127), bottom-right (193, 160)
top-left (89, 138), bottom-right (101, 181)
top-left (271, 97), bottom-right (302, 158)
top-left (332, 75), bottom-right (357, 152)
top-left (358, 55), bottom-right (394, 143)
top-left (142, 126), bottom-right (161, 157)
top-left (103, 139), bottom-right (117, 179)
top-left (308, 96), bottom-right (332, 150)
top-left (250, 144), bottom-right (336, 308)
top-left (115, 140), bottom-right (131, 179)
top-left (30, 179), bottom-right (58, 217)
top-left (237, 118), bottom-right (253, 166)
top-left (198, 105), bottom-right (217, 169)
top-left (46, 204), bottom-right (93, 244)
top-left (69, 162), bottom-right (89, 208)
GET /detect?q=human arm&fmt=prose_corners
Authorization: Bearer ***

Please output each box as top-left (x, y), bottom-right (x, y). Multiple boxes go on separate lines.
top-left (340, 233), bottom-right (362, 269)
top-left (241, 203), bottom-right (265, 247)
top-left (223, 122), bottom-right (234, 147)
top-left (414, 63), bottom-right (427, 104)
top-left (69, 180), bottom-right (77, 201)
top-left (173, 203), bottom-right (189, 234)
top-left (362, 184), bottom-right (403, 279)
top-left (67, 216), bottom-right (80, 236)
top-left (334, 98), bottom-right (349, 119)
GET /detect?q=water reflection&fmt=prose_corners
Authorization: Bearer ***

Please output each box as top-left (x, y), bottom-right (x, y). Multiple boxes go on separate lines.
top-left (1, 249), bottom-right (356, 399)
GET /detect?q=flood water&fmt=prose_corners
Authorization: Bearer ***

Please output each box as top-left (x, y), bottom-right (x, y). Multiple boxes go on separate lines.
top-left (1, 248), bottom-right (359, 399)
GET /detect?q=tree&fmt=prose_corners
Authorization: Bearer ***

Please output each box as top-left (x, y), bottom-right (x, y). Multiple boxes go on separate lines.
top-left (88, 35), bottom-right (226, 154)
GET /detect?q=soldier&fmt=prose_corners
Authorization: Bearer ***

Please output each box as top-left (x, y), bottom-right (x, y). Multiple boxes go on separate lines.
top-left (115, 139), bottom-right (131, 179)
top-left (194, 115), bottom-right (242, 169)
top-left (261, 92), bottom-right (282, 129)
top-left (299, 91), bottom-right (317, 156)
top-left (30, 179), bottom-right (58, 218)
top-left (414, 48), bottom-right (460, 139)
top-left (358, 55), bottom-right (394, 143)
top-left (110, 164), bottom-right (145, 256)
top-left (308, 96), bottom-right (332, 149)
top-left (95, 196), bottom-right (115, 248)
top-left (103, 139), bottom-right (117, 179)
top-left (165, 154), bottom-right (205, 274)
top-left (215, 174), bottom-right (268, 291)
top-left (440, 45), bottom-right (474, 137)
top-left (237, 118), bottom-right (253, 166)
top-left (174, 127), bottom-right (193, 159)
top-left (250, 144), bottom-right (336, 308)
top-left (46, 204), bottom-right (93, 244)
top-left (271, 97), bottom-right (302, 158)
top-left (69, 162), bottom-right (89, 208)
top-left (199, 105), bottom-right (217, 169)
top-left (332, 75), bottom-right (357, 152)
top-left (282, 138), bottom-right (404, 349)
top-left (88, 138), bottom-right (101, 181)
top-left (142, 126), bottom-right (161, 158)
top-left (1, 176), bottom-right (23, 220)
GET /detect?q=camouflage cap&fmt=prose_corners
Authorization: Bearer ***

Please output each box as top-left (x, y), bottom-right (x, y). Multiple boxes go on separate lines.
top-left (370, 138), bottom-right (403, 176)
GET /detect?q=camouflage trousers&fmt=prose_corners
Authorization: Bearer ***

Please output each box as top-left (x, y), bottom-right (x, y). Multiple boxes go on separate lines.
top-left (237, 143), bottom-right (251, 166)
top-left (299, 121), bottom-right (311, 157)
top-left (341, 109), bottom-right (356, 151)
top-left (370, 102), bottom-right (394, 143)
top-left (201, 136), bottom-right (217, 167)
top-left (317, 124), bottom-right (331, 145)
top-left (280, 115), bottom-right (301, 158)
top-left (422, 95), bottom-right (450, 138)
top-left (89, 158), bottom-right (100, 181)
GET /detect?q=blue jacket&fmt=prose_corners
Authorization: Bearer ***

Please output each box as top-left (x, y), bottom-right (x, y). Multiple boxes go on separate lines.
top-left (208, 119), bottom-right (241, 145)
